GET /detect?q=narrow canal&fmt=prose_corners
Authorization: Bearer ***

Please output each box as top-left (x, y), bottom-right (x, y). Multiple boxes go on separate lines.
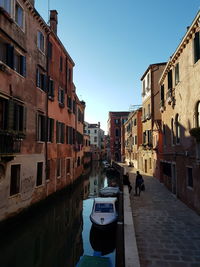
top-left (0, 162), bottom-right (118, 267)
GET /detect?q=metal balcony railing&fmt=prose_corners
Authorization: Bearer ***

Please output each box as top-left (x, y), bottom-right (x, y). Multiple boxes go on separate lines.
top-left (0, 132), bottom-right (22, 154)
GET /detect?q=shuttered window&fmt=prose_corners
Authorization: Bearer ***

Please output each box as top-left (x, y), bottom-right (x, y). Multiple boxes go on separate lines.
top-left (10, 164), bottom-right (21, 196)
top-left (37, 114), bottom-right (46, 142)
top-left (56, 121), bottom-right (65, 143)
top-left (36, 68), bottom-right (47, 91)
top-left (167, 70), bottom-right (173, 90)
top-left (36, 162), bottom-right (43, 186)
top-left (47, 118), bottom-right (54, 142)
top-left (48, 79), bottom-right (54, 99)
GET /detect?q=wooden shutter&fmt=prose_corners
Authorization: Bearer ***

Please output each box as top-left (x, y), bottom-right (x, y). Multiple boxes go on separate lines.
top-left (36, 68), bottom-right (40, 87)
top-left (6, 44), bottom-right (14, 68)
top-left (194, 32), bottom-right (200, 63)
top-left (8, 100), bottom-right (14, 130)
top-left (56, 121), bottom-right (59, 143)
top-left (20, 55), bottom-right (26, 77)
top-left (23, 106), bottom-right (27, 133)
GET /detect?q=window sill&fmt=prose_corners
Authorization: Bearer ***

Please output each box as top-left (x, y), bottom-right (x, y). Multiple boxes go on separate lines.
top-left (36, 184), bottom-right (44, 188)
top-left (48, 96), bottom-right (54, 101)
top-left (8, 192), bottom-right (20, 198)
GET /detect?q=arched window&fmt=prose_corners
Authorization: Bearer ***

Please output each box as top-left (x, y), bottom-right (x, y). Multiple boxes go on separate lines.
top-left (175, 114), bottom-right (180, 144)
top-left (196, 101), bottom-right (200, 127)
top-left (171, 118), bottom-right (175, 145)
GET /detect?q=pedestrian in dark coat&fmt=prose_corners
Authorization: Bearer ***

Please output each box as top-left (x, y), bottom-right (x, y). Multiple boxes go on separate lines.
top-left (135, 171), bottom-right (144, 196)
top-left (123, 172), bottom-right (132, 193)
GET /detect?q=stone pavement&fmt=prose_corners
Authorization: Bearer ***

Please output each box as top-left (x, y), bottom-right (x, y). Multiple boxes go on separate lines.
top-left (127, 170), bottom-right (200, 267)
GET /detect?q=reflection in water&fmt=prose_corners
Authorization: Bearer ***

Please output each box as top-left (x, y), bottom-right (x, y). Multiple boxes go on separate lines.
top-left (89, 225), bottom-right (116, 256)
top-left (0, 180), bottom-right (84, 267)
top-left (0, 163), bottom-right (117, 267)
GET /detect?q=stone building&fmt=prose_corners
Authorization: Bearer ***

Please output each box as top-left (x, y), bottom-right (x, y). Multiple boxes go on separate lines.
top-left (139, 63), bottom-right (166, 174)
top-left (124, 108), bottom-right (142, 168)
top-left (0, 1), bottom-right (85, 221)
top-left (159, 11), bottom-right (200, 213)
top-left (84, 122), bottom-right (104, 161)
top-left (107, 111), bottom-right (129, 162)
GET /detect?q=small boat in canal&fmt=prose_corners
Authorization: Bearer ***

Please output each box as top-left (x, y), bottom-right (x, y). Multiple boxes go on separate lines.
top-left (90, 197), bottom-right (118, 229)
top-left (99, 186), bottom-right (120, 197)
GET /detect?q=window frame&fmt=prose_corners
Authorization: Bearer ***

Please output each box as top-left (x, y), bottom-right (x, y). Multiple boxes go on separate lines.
top-left (187, 166), bottom-right (193, 189)
top-left (37, 31), bottom-right (45, 53)
top-left (14, 1), bottom-right (24, 30)
top-left (36, 162), bottom-right (43, 187)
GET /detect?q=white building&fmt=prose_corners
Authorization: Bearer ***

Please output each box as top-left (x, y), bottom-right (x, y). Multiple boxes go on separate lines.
top-left (84, 122), bottom-right (105, 160)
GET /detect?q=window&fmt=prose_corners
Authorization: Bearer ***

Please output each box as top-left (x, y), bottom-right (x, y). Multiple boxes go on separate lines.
top-left (57, 158), bottom-right (61, 177)
top-left (66, 158), bottom-right (71, 174)
top-left (0, 41), bottom-right (7, 63)
top-left (67, 96), bottom-right (72, 110)
top-left (196, 101), bottom-right (200, 127)
top-left (14, 51), bottom-right (26, 76)
top-left (0, 41), bottom-right (26, 76)
top-left (36, 68), bottom-right (46, 91)
top-left (10, 164), bottom-right (20, 196)
top-left (36, 162), bottom-right (43, 186)
top-left (0, 97), bottom-right (8, 130)
top-left (94, 129), bottom-right (97, 134)
top-left (47, 118), bottom-right (54, 142)
top-left (142, 79), bottom-right (145, 95)
top-left (88, 130), bottom-right (90, 134)
top-left (37, 114), bottom-right (46, 142)
top-left (0, 99), bottom-right (26, 133)
top-left (13, 102), bottom-right (26, 132)
top-left (134, 119), bottom-right (137, 126)
top-left (160, 84), bottom-right (164, 102)
top-left (175, 63), bottom-right (179, 85)
top-left (168, 69), bottom-right (173, 90)
top-left (115, 119), bottom-right (119, 124)
top-left (73, 99), bottom-right (76, 114)
top-left (78, 109), bottom-right (83, 122)
top-left (15, 2), bottom-right (24, 29)
top-left (194, 31), bottom-right (200, 63)
top-left (58, 87), bottom-right (65, 106)
top-left (175, 114), bottom-right (180, 144)
top-left (0, 0), bottom-right (12, 14)
top-left (94, 136), bottom-right (97, 142)
top-left (187, 167), bottom-right (193, 188)
top-left (48, 79), bottom-right (54, 99)
top-left (37, 31), bottom-right (44, 52)
top-left (171, 118), bottom-right (175, 145)
top-left (56, 121), bottom-right (64, 143)
top-left (77, 157), bottom-right (80, 167)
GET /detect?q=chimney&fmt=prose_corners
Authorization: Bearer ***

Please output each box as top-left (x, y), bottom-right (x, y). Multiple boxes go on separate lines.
top-left (98, 122), bottom-right (100, 128)
top-left (29, 0), bottom-right (35, 6)
top-left (50, 10), bottom-right (58, 35)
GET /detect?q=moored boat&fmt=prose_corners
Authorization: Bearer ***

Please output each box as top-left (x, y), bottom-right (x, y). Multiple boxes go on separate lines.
top-left (99, 186), bottom-right (120, 197)
top-left (90, 197), bottom-right (118, 229)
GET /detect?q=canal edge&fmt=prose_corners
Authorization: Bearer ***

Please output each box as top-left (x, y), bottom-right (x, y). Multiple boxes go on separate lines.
top-left (124, 185), bottom-right (140, 267)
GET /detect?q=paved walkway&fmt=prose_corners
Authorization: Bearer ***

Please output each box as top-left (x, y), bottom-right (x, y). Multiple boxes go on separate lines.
top-left (127, 170), bottom-right (200, 267)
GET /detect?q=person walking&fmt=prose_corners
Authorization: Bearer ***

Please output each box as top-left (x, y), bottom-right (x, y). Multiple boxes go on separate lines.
top-left (135, 171), bottom-right (144, 196)
top-left (123, 172), bottom-right (132, 193)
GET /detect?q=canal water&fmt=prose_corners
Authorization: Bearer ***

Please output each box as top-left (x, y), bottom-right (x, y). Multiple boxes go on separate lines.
top-left (0, 162), bottom-right (117, 267)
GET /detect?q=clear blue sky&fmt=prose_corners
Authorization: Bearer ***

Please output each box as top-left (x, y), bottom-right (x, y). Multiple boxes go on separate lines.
top-left (35, 0), bottom-right (200, 133)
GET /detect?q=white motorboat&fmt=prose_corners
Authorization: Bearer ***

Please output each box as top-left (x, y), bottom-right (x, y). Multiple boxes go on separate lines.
top-left (99, 186), bottom-right (120, 197)
top-left (90, 197), bottom-right (118, 229)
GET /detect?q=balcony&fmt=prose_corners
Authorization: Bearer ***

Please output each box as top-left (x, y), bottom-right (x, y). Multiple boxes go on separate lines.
top-left (0, 131), bottom-right (22, 155)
